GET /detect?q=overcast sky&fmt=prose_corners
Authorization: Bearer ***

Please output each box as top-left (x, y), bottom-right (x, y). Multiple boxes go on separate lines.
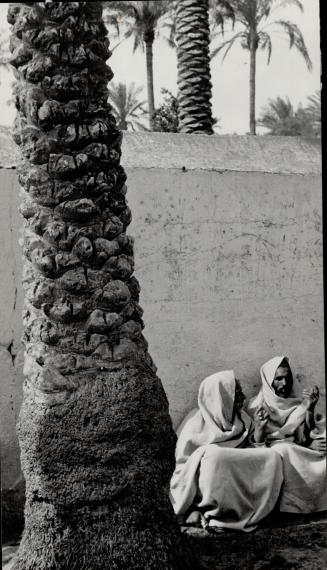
top-left (0, 1), bottom-right (321, 134)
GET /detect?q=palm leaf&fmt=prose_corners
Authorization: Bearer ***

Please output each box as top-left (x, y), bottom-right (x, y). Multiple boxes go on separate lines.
top-left (306, 90), bottom-right (320, 112)
top-left (268, 0), bottom-right (304, 16)
top-left (108, 81), bottom-right (147, 130)
top-left (210, 31), bottom-right (245, 59)
top-left (210, 0), bottom-right (236, 33)
top-left (272, 19), bottom-right (312, 70)
top-left (304, 90), bottom-right (321, 127)
top-left (258, 31), bottom-right (272, 63)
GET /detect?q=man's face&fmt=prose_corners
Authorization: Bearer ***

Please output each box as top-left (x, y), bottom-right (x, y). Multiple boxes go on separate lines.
top-left (272, 365), bottom-right (293, 398)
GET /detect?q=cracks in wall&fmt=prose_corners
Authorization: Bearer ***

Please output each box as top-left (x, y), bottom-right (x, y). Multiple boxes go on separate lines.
top-left (0, 341), bottom-right (17, 366)
top-left (13, 286), bottom-right (17, 312)
top-left (7, 340), bottom-right (16, 366)
top-left (8, 174), bottom-right (21, 350)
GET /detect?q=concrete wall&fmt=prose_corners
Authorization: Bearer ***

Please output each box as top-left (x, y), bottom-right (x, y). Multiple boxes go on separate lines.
top-left (124, 134), bottom-right (324, 428)
top-left (0, 168), bottom-right (25, 534)
top-left (0, 134), bottom-right (324, 505)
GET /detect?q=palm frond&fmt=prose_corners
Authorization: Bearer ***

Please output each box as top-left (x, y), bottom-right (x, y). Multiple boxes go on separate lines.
top-left (129, 119), bottom-right (149, 132)
top-left (128, 100), bottom-right (148, 116)
top-left (222, 33), bottom-right (246, 61)
top-left (304, 90), bottom-right (321, 126)
top-left (258, 93), bottom-right (318, 136)
top-left (210, 0), bottom-right (236, 33)
top-left (258, 96), bottom-right (294, 129)
top-left (272, 19), bottom-right (312, 70)
top-left (257, 0), bottom-right (272, 20)
top-left (258, 31), bottom-right (272, 63)
top-left (268, 0), bottom-right (304, 16)
top-left (161, 11), bottom-right (176, 48)
top-left (108, 81), bottom-right (147, 130)
top-left (306, 90), bottom-right (320, 111)
top-left (210, 31), bottom-right (245, 59)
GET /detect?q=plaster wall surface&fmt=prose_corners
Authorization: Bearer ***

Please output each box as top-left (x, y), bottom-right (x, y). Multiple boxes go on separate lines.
top-left (0, 134), bottom-right (323, 499)
top-left (123, 135), bottom-right (323, 428)
top-left (0, 170), bottom-right (24, 489)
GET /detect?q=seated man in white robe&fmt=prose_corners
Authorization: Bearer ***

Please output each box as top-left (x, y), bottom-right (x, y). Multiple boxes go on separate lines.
top-left (247, 356), bottom-right (327, 513)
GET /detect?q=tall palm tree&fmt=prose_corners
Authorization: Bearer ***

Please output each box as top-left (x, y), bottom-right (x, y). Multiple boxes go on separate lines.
top-left (175, 0), bottom-right (214, 133)
top-left (108, 81), bottom-right (148, 130)
top-left (211, 0), bottom-right (312, 134)
top-left (7, 2), bottom-right (190, 568)
top-left (103, 1), bottom-right (171, 128)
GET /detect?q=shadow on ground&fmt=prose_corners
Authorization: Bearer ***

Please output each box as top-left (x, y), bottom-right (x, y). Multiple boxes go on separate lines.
top-left (183, 512), bottom-right (327, 570)
top-left (2, 512), bottom-right (327, 569)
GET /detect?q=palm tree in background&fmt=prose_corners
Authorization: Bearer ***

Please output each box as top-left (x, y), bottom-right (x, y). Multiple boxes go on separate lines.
top-left (211, 0), bottom-right (312, 134)
top-left (7, 2), bottom-right (191, 568)
top-left (152, 88), bottom-right (179, 132)
top-left (304, 90), bottom-right (321, 137)
top-left (175, 0), bottom-right (214, 133)
top-left (258, 96), bottom-right (302, 134)
top-left (103, 1), bottom-right (171, 128)
top-left (258, 94), bottom-right (319, 136)
top-left (108, 81), bottom-right (148, 130)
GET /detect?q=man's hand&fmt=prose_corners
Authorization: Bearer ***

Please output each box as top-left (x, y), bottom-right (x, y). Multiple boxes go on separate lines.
top-left (309, 438), bottom-right (326, 455)
top-left (253, 407), bottom-right (270, 443)
top-left (302, 386), bottom-right (319, 411)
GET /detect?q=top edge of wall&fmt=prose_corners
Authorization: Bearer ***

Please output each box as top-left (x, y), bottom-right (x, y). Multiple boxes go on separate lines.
top-left (121, 133), bottom-right (322, 176)
top-left (0, 126), bottom-right (321, 175)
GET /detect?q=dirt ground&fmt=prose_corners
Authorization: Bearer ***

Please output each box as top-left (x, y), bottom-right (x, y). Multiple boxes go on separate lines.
top-left (2, 513), bottom-right (327, 569)
top-left (184, 512), bottom-right (327, 570)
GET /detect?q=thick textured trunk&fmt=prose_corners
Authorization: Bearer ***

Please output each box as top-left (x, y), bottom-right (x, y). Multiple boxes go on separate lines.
top-left (175, 0), bottom-right (213, 134)
top-left (249, 34), bottom-right (257, 135)
top-left (8, 3), bottom-right (190, 569)
top-left (145, 38), bottom-right (155, 129)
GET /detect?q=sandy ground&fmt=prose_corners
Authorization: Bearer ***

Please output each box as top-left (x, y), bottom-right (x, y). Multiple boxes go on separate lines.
top-left (2, 514), bottom-right (327, 569)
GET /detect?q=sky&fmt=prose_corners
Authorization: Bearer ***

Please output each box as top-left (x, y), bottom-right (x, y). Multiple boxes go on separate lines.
top-left (0, 0), bottom-right (321, 134)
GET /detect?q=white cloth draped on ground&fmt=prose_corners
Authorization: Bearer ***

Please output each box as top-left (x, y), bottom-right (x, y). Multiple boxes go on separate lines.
top-left (247, 356), bottom-right (327, 513)
top-left (170, 370), bottom-right (284, 531)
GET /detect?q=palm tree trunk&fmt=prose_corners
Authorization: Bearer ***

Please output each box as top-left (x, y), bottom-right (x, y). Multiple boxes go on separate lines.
top-left (121, 117), bottom-right (128, 130)
top-left (249, 33), bottom-right (257, 135)
top-left (145, 35), bottom-right (155, 129)
top-left (175, 0), bottom-right (213, 134)
top-left (8, 3), bottom-right (191, 569)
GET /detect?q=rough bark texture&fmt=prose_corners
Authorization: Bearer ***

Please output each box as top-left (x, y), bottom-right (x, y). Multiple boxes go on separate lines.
top-left (8, 3), bottom-right (191, 569)
top-left (175, 0), bottom-right (213, 134)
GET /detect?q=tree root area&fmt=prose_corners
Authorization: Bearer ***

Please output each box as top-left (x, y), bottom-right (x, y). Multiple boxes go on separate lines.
top-left (4, 514), bottom-right (327, 569)
top-left (11, 506), bottom-right (193, 570)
